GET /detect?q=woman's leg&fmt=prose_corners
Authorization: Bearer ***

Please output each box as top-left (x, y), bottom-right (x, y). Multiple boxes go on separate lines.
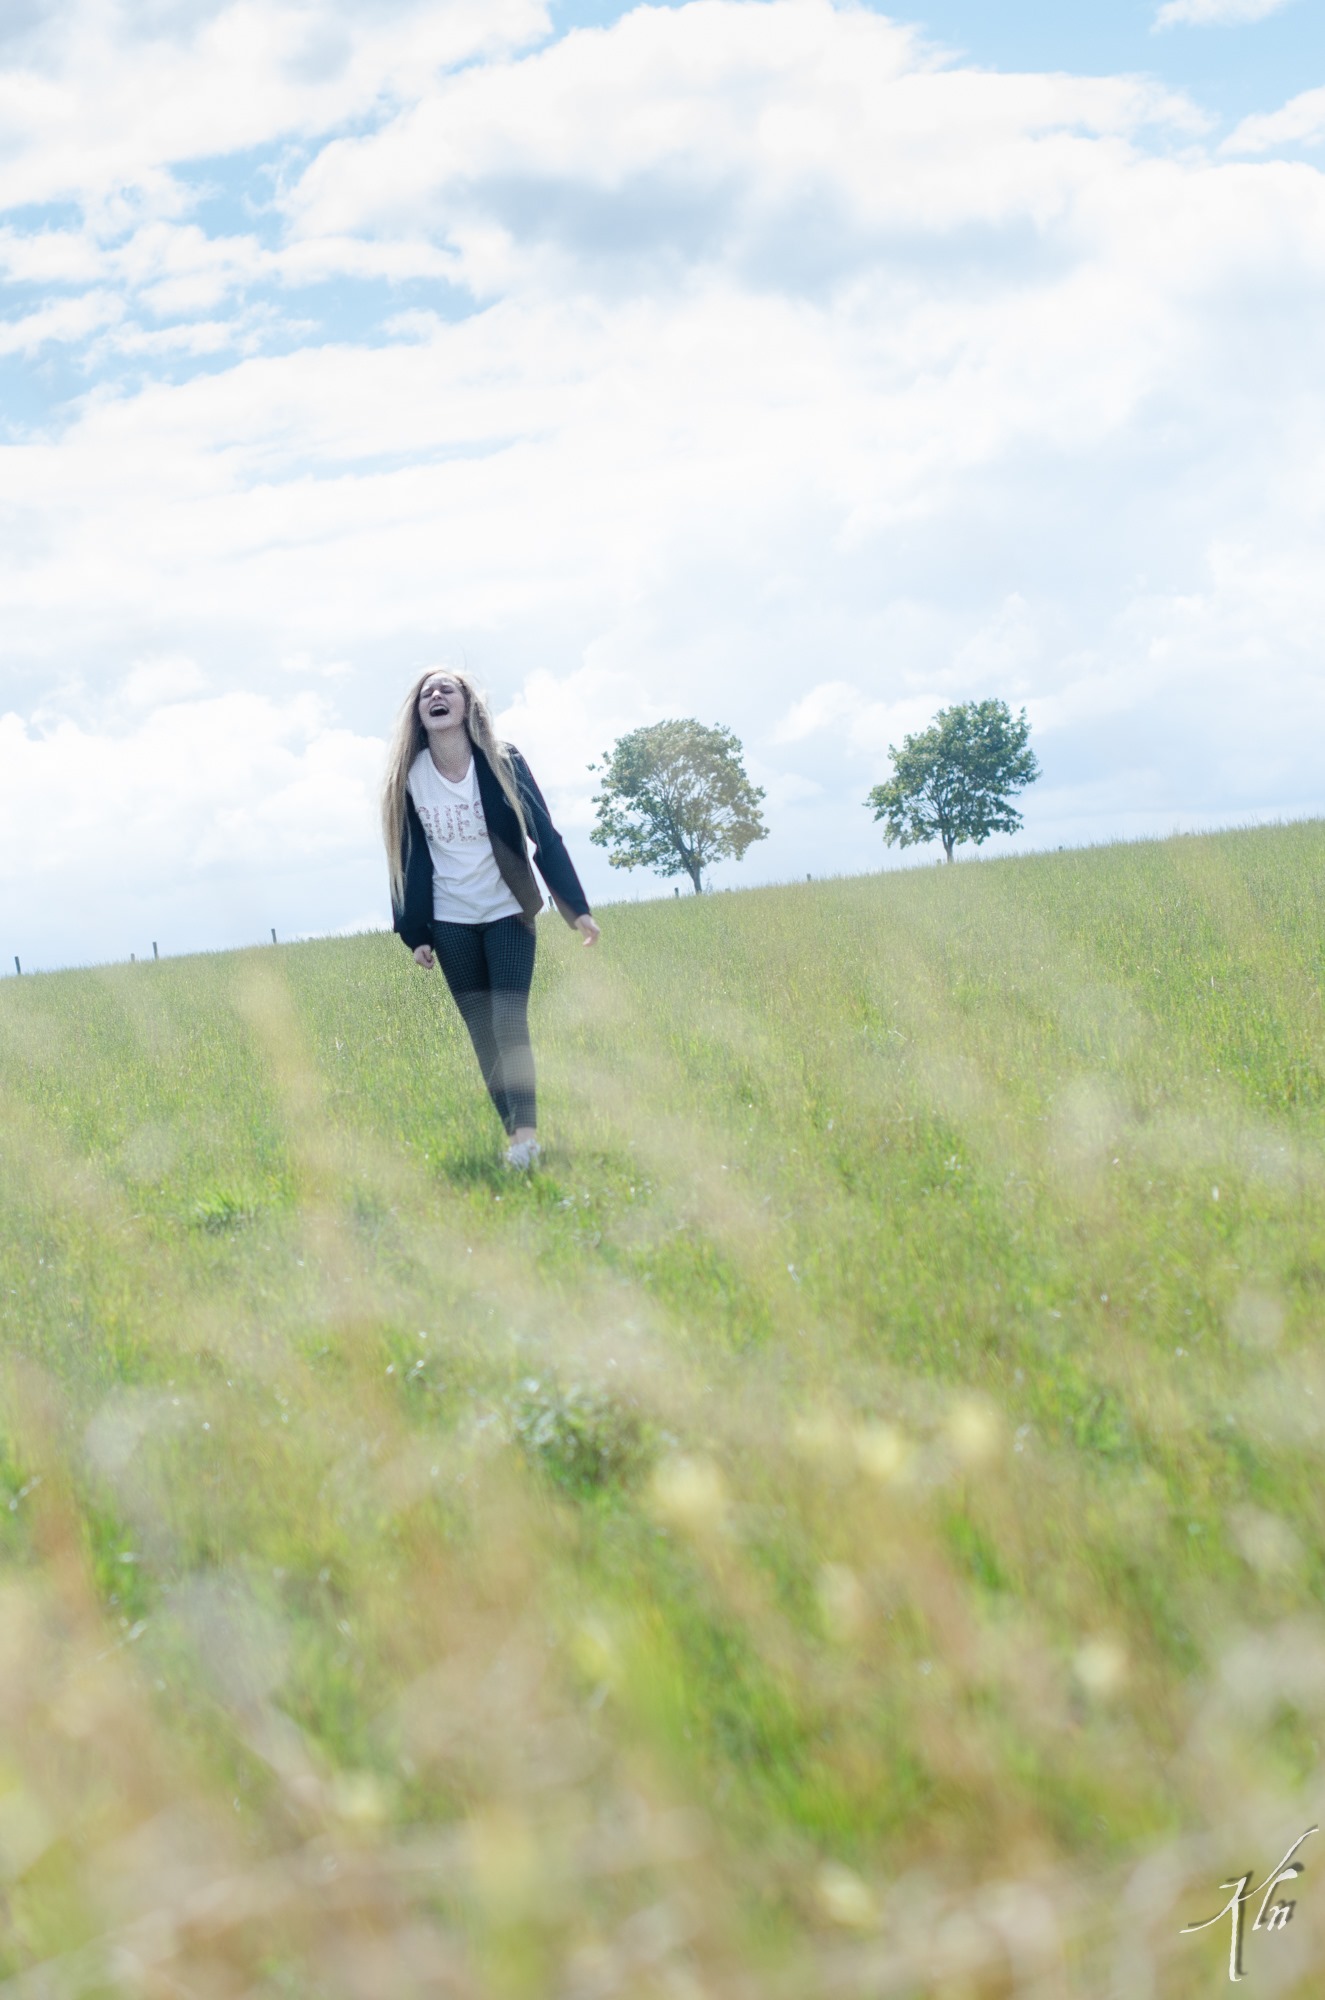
top-left (430, 920), bottom-right (512, 1129)
top-left (482, 916), bottom-right (538, 1137)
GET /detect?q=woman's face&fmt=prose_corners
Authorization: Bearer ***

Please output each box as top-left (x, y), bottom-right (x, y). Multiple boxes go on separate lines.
top-left (418, 674), bottom-right (467, 742)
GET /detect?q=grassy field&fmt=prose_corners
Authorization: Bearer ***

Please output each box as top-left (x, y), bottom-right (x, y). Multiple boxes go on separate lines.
top-left (2, 820), bottom-right (1324, 1997)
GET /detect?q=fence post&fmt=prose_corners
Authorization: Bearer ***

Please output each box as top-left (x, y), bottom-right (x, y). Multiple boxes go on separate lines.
top-left (271, 928), bottom-right (277, 944)
top-left (13, 957), bottom-right (19, 976)
top-left (153, 941), bottom-right (159, 960)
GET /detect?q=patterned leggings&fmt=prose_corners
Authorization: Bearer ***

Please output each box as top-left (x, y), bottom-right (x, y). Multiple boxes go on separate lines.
top-left (431, 914), bottom-right (537, 1134)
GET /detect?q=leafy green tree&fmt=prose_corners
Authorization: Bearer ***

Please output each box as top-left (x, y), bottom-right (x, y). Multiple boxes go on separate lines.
top-left (590, 719), bottom-right (768, 894)
top-left (866, 699), bottom-right (1039, 863)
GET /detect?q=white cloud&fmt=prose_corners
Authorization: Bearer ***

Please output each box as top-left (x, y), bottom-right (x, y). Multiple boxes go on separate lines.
top-left (121, 656), bottom-right (210, 708)
top-left (1154, 0), bottom-right (1295, 25)
top-left (495, 665), bottom-right (659, 830)
top-left (773, 683), bottom-right (942, 757)
top-left (280, 651), bottom-right (352, 679)
top-left (0, 0), bottom-right (550, 212)
top-left (0, 289), bottom-right (123, 356)
top-left (774, 682), bottom-right (873, 746)
top-left (283, 1), bottom-right (1198, 293)
top-left (1225, 85), bottom-right (1325, 154)
top-left (0, 696), bottom-right (384, 892)
top-left (757, 768), bottom-right (822, 810)
top-left (2, 0), bottom-right (1324, 960)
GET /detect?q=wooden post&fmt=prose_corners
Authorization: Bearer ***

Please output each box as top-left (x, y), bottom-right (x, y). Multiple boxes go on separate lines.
top-left (13, 957), bottom-right (19, 976)
top-left (131, 953), bottom-right (136, 963)
top-left (152, 941), bottom-right (159, 960)
top-left (271, 928), bottom-right (277, 944)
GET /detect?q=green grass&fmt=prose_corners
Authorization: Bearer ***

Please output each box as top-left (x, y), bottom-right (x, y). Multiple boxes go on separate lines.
top-left (2, 821), bottom-right (1325, 1995)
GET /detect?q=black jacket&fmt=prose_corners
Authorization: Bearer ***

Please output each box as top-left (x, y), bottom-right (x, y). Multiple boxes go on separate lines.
top-left (392, 742), bottom-right (591, 951)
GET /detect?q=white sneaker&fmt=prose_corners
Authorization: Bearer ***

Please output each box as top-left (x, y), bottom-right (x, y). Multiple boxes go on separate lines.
top-left (505, 1138), bottom-right (541, 1171)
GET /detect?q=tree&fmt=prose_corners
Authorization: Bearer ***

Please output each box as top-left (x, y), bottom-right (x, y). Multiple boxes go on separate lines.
top-left (866, 699), bottom-right (1039, 863)
top-left (590, 719), bottom-right (768, 893)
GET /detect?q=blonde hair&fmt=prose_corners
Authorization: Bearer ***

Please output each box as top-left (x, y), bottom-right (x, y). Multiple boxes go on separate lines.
top-left (382, 668), bottom-right (529, 907)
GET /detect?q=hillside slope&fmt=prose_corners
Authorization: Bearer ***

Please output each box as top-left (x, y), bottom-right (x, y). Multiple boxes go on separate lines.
top-left (2, 821), bottom-right (1324, 1996)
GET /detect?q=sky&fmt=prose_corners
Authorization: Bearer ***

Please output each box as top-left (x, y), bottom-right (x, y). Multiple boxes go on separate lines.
top-left (1, 0), bottom-right (1323, 970)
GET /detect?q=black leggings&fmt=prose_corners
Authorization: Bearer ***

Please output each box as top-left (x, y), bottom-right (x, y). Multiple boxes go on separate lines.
top-left (431, 914), bottom-right (537, 1134)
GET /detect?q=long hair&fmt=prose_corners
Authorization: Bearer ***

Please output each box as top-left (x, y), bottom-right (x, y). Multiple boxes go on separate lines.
top-left (381, 668), bottom-right (529, 907)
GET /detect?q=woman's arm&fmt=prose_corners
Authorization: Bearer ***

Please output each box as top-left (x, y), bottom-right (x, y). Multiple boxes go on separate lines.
top-left (392, 793), bottom-right (436, 952)
top-left (510, 750), bottom-right (597, 936)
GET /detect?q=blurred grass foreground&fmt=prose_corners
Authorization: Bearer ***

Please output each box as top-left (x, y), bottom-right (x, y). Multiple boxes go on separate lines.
top-left (2, 821), bottom-right (1325, 1997)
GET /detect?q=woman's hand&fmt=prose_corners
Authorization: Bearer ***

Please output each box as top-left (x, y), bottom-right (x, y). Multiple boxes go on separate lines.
top-left (413, 943), bottom-right (436, 969)
top-left (574, 914), bottom-right (601, 949)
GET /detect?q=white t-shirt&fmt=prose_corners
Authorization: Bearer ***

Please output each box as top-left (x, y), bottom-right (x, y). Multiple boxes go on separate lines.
top-left (407, 749), bottom-right (526, 925)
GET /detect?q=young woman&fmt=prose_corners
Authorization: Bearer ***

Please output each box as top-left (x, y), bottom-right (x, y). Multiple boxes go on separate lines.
top-left (382, 669), bottom-right (600, 1169)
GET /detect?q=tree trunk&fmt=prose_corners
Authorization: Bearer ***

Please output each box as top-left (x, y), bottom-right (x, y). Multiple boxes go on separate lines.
top-left (942, 834), bottom-right (955, 862)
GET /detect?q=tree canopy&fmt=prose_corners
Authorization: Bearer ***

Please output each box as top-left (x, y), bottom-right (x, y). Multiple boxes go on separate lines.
top-left (866, 699), bottom-right (1039, 863)
top-left (589, 719), bottom-right (768, 893)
